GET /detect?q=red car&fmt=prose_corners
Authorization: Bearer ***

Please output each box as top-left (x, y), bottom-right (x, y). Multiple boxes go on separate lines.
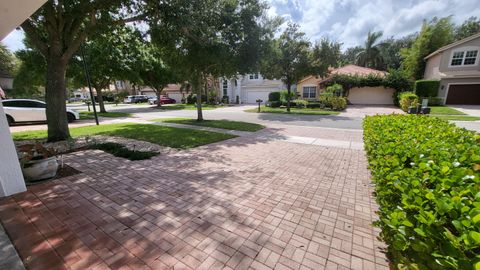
top-left (148, 95), bottom-right (176, 105)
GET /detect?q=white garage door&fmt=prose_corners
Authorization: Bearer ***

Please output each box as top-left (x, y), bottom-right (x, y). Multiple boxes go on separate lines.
top-left (348, 87), bottom-right (395, 105)
top-left (246, 91), bottom-right (270, 104)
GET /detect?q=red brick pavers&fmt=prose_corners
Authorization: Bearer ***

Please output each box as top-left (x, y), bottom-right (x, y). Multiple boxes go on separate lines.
top-left (0, 132), bottom-right (389, 270)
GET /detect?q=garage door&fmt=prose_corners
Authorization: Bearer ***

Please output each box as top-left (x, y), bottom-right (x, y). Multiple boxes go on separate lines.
top-left (168, 93), bottom-right (183, 103)
top-left (246, 91), bottom-right (270, 104)
top-left (347, 87), bottom-right (395, 105)
top-left (446, 84), bottom-right (480, 105)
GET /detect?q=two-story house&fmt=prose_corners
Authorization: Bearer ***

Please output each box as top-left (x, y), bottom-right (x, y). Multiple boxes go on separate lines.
top-left (219, 74), bottom-right (287, 104)
top-left (424, 33), bottom-right (480, 105)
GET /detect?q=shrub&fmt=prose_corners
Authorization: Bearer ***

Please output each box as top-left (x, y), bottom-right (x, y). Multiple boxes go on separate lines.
top-left (363, 115), bottom-right (480, 269)
top-left (269, 101), bottom-right (281, 108)
top-left (325, 83), bottom-right (344, 96)
top-left (415, 80), bottom-right (440, 97)
top-left (280, 90), bottom-right (296, 102)
top-left (330, 96), bottom-right (347, 111)
top-left (186, 94), bottom-right (196, 104)
top-left (268, 91), bottom-right (281, 102)
top-left (319, 92), bottom-right (333, 107)
top-left (292, 99), bottom-right (308, 108)
top-left (399, 92), bottom-right (419, 112)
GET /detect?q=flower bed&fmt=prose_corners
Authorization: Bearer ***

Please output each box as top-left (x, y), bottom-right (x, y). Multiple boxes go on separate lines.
top-left (363, 114), bottom-right (480, 269)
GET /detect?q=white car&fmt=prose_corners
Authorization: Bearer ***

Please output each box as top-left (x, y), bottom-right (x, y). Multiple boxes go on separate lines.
top-left (2, 99), bottom-right (80, 126)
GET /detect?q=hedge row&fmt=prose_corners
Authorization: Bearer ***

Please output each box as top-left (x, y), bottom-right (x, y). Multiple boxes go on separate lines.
top-left (327, 69), bottom-right (413, 92)
top-left (363, 115), bottom-right (480, 269)
top-left (415, 80), bottom-right (440, 97)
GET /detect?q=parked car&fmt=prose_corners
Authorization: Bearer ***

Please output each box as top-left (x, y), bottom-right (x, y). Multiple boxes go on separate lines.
top-left (123, 95), bottom-right (149, 103)
top-left (148, 95), bottom-right (177, 105)
top-left (2, 99), bottom-right (80, 126)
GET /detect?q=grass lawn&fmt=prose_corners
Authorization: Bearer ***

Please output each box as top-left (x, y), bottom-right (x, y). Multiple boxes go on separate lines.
top-left (12, 123), bottom-right (236, 149)
top-left (80, 111), bottom-right (132, 119)
top-left (154, 104), bottom-right (222, 111)
top-left (156, 118), bottom-right (265, 132)
top-left (429, 106), bottom-right (466, 115)
top-left (245, 106), bottom-right (340, 115)
top-left (432, 115), bottom-right (480, 121)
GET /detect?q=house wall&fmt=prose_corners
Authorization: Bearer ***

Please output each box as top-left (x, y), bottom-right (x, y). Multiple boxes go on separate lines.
top-left (424, 54), bottom-right (443, 80)
top-left (220, 75), bottom-right (286, 104)
top-left (297, 76), bottom-right (321, 100)
top-left (438, 38), bottom-right (480, 76)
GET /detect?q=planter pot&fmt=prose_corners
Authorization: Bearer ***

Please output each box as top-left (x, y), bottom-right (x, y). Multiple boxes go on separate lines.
top-left (22, 156), bottom-right (59, 182)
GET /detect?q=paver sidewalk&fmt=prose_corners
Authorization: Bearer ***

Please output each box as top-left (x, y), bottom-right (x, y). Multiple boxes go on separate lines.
top-left (0, 128), bottom-right (388, 270)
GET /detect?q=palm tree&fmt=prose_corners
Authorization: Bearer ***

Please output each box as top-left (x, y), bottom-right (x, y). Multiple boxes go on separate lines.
top-left (356, 31), bottom-right (384, 68)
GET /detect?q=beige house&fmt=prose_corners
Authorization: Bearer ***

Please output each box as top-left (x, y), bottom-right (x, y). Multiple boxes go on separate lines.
top-left (297, 65), bottom-right (395, 105)
top-left (424, 33), bottom-right (480, 104)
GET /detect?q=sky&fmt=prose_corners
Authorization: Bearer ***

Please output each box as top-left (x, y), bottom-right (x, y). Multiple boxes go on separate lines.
top-left (2, 0), bottom-right (480, 52)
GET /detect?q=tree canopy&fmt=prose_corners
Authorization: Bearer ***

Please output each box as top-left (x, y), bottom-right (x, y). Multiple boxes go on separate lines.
top-left (150, 0), bottom-right (273, 120)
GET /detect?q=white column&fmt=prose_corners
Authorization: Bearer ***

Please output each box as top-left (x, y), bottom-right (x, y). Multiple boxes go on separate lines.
top-left (0, 102), bottom-right (26, 197)
top-left (237, 79), bottom-right (242, 104)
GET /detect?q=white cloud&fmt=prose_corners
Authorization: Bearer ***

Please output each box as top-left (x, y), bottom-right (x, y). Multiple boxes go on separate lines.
top-left (266, 0), bottom-right (480, 49)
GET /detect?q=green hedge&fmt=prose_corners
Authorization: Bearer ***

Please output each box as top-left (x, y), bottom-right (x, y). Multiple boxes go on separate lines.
top-left (415, 80), bottom-right (440, 97)
top-left (363, 115), bottom-right (480, 270)
top-left (327, 69), bottom-right (414, 92)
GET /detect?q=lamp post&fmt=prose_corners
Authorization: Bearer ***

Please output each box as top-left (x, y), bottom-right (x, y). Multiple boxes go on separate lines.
top-left (80, 44), bottom-right (99, 125)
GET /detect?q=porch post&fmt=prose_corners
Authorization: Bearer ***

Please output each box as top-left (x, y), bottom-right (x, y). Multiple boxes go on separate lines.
top-left (0, 102), bottom-right (26, 197)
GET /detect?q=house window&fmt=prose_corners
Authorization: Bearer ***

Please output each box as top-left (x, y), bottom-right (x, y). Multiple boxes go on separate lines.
top-left (302, 86), bottom-right (316, 99)
top-left (222, 80), bottom-right (228, 96)
top-left (249, 74), bottom-right (259, 80)
top-left (450, 50), bottom-right (478, 66)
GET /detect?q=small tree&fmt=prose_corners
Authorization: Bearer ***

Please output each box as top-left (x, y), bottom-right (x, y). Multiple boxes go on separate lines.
top-left (139, 46), bottom-right (177, 107)
top-left (261, 23), bottom-right (325, 112)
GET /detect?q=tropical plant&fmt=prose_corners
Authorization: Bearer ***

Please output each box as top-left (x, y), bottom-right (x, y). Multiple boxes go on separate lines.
top-left (356, 31), bottom-right (384, 68)
top-left (398, 92), bottom-right (419, 111)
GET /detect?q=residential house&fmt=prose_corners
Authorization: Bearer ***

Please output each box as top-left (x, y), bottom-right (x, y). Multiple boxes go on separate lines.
top-left (424, 33), bottom-right (480, 105)
top-left (0, 69), bottom-right (14, 96)
top-left (139, 84), bottom-right (187, 103)
top-left (219, 74), bottom-right (287, 104)
top-left (297, 64), bottom-right (394, 105)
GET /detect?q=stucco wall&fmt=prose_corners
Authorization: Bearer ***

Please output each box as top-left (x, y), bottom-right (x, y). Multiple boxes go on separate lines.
top-left (296, 76), bottom-right (321, 99)
top-left (438, 38), bottom-right (480, 74)
top-left (347, 87), bottom-right (395, 105)
top-left (424, 54), bottom-right (442, 80)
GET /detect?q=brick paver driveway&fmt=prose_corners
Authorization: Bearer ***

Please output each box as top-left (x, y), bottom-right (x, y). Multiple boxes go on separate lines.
top-left (0, 126), bottom-right (388, 270)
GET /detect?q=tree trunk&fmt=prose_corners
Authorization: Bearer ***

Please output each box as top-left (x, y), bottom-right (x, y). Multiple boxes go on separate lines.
top-left (45, 56), bottom-right (70, 142)
top-left (156, 88), bottom-right (162, 108)
top-left (194, 75), bottom-right (203, 121)
top-left (96, 88), bottom-right (107, 113)
top-left (286, 82), bottom-right (292, 113)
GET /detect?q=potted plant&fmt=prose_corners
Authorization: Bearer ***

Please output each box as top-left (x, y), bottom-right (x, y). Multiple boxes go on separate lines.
top-left (17, 143), bottom-right (59, 182)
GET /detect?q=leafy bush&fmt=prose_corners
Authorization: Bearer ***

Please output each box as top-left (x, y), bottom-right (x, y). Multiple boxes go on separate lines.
top-left (269, 101), bottom-right (282, 108)
top-left (280, 90), bottom-right (296, 102)
top-left (325, 83), bottom-right (344, 96)
top-left (292, 99), bottom-right (308, 108)
top-left (268, 91), bottom-right (281, 102)
top-left (399, 92), bottom-right (419, 112)
top-left (415, 80), bottom-right (440, 97)
top-left (328, 70), bottom-right (414, 93)
top-left (363, 115), bottom-right (480, 270)
top-left (186, 94), bottom-right (196, 104)
top-left (330, 96), bottom-right (347, 111)
top-left (92, 142), bottom-right (158, 160)
top-left (426, 96), bottom-right (443, 106)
